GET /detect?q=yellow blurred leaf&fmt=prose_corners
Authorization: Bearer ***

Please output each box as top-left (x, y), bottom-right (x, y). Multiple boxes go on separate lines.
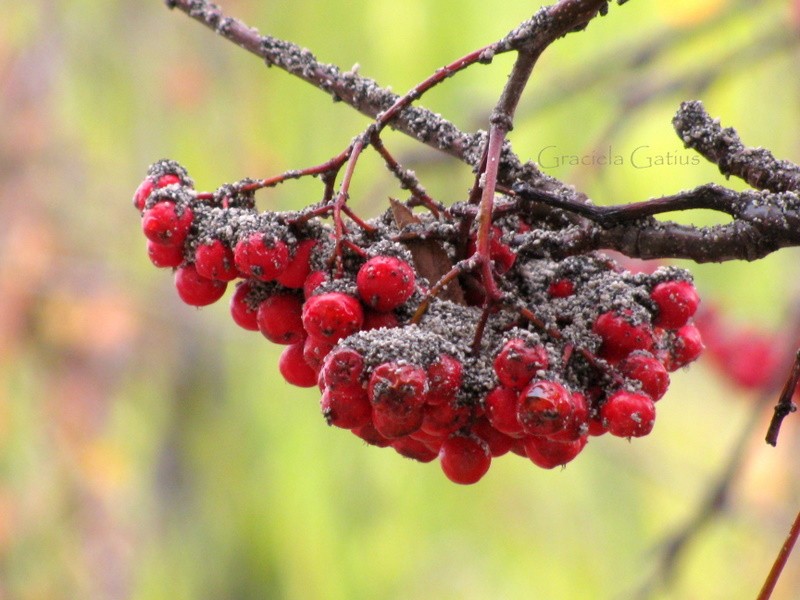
top-left (657, 0), bottom-right (729, 27)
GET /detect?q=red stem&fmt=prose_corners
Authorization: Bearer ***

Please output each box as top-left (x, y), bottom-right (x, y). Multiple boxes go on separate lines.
top-left (374, 45), bottom-right (493, 133)
top-left (757, 508), bottom-right (800, 600)
top-left (474, 124), bottom-right (506, 301)
top-left (330, 138), bottom-right (366, 276)
top-left (371, 136), bottom-right (445, 217)
top-left (411, 256), bottom-right (478, 324)
top-left (194, 150), bottom-right (349, 202)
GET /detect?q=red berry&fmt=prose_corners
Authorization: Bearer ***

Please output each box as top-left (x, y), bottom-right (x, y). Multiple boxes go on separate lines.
top-left (256, 293), bottom-right (305, 344)
top-left (362, 310), bottom-right (400, 331)
top-left (493, 338), bottom-right (549, 390)
top-left (303, 270), bottom-right (328, 298)
top-left (426, 354), bottom-right (463, 405)
top-left (391, 436), bottom-right (438, 463)
top-left (146, 239), bottom-right (184, 268)
top-left (368, 362), bottom-right (428, 438)
top-left (601, 391), bottom-right (656, 438)
top-left (321, 347), bottom-right (365, 389)
top-left (321, 386), bottom-right (372, 429)
top-left (174, 264), bottom-right (227, 306)
top-left (472, 417), bottom-right (515, 457)
top-left (523, 434), bottom-right (587, 469)
top-left (484, 386), bottom-right (524, 437)
top-left (508, 437), bottom-right (529, 458)
top-left (303, 336), bottom-right (335, 372)
top-left (664, 324), bottom-right (704, 371)
top-left (142, 202), bottom-right (193, 246)
top-left (372, 404), bottom-right (424, 439)
top-left (194, 239), bottom-right (239, 281)
top-left (439, 434), bottom-right (491, 485)
top-left (234, 233), bottom-right (289, 281)
top-left (351, 422), bottom-right (391, 447)
top-left (368, 363), bottom-right (428, 408)
top-left (593, 311), bottom-right (654, 362)
top-left (157, 173), bottom-right (182, 186)
top-left (133, 178), bottom-right (154, 212)
top-left (133, 173), bottom-right (181, 211)
top-left (547, 278), bottom-right (575, 298)
top-left (421, 400), bottom-right (472, 436)
top-left (302, 292), bottom-right (364, 342)
top-left (356, 255), bottom-right (416, 312)
top-left (651, 280), bottom-right (699, 329)
top-left (586, 409), bottom-right (608, 437)
top-left (277, 239), bottom-right (317, 288)
top-left (549, 391), bottom-right (589, 442)
top-left (517, 380), bottom-right (573, 436)
top-left (491, 241), bottom-right (516, 274)
top-left (619, 353), bottom-right (670, 400)
top-left (279, 342), bottom-right (318, 387)
top-left (409, 429), bottom-right (444, 453)
top-left (229, 281), bottom-right (259, 331)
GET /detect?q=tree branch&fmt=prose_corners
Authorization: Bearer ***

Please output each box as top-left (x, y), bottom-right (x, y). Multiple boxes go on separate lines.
top-left (165, 0), bottom-right (486, 166)
top-left (512, 100), bottom-right (800, 263)
top-left (674, 100), bottom-right (800, 193)
top-left (165, 0), bottom-right (615, 191)
top-left (164, 3), bottom-right (800, 268)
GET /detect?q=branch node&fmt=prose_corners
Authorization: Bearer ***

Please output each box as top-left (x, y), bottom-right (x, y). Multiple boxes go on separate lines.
top-left (765, 349), bottom-right (800, 446)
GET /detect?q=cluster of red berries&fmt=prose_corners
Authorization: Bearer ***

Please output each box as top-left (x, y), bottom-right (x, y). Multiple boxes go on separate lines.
top-left (133, 160), bottom-right (704, 484)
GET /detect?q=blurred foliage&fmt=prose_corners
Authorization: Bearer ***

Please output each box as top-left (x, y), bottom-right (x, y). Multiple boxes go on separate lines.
top-left (1, 0), bottom-right (800, 598)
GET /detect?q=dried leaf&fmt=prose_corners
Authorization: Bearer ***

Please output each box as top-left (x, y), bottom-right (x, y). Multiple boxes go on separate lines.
top-left (390, 199), bottom-right (466, 305)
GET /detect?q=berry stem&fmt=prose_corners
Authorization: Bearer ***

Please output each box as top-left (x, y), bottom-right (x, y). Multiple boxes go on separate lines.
top-left (372, 45), bottom-right (495, 134)
top-left (471, 303), bottom-right (493, 356)
top-left (473, 48), bottom-right (540, 301)
top-left (330, 138), bottom-right (366, 277)
top-left (194, 149), bottom-right (350, 203)
top-left (341, 204), bottom-right (377, 233)
top-left (166, 0), bottom-right (614, 201)
top-left (516, 306), bottom-right (623, 386)
top-left (370, 135), bottom-right (445, 218)
top-left (513, 182), bottom-right (742, 228)
top-left (342, 239), bottom-right (369, 258)
top-left (411, 256), bottom-right (479, 324)
top-left (474, 124), bottom-right (505, 302)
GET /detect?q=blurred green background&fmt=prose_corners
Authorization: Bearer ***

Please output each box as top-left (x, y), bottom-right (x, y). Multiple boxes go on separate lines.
top-left (2, 0), bottom-right (800, 598)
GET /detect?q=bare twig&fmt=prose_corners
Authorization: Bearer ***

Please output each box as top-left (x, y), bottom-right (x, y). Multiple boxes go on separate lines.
top-left (765, 350), bottom-right (800, 446)
top-left (757, 508), bottom-right (800, 600)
